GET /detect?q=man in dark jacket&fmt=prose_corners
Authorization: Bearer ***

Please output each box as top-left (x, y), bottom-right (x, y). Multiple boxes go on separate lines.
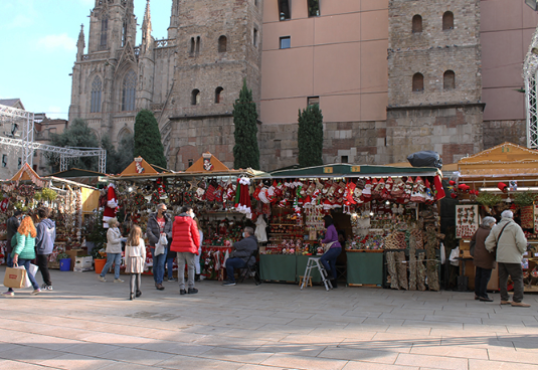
top-left (223, 227), bottom-right (258, 286)
top-left (5, 210), bottom-right (22, 268)
top-left (146, 203), bottom-right (173, 290)
top-left (35, 208), bottom-right (56, 291)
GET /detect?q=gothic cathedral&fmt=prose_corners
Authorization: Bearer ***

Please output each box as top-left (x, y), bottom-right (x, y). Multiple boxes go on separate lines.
top-left (69, 0), bottom-right (262, 171)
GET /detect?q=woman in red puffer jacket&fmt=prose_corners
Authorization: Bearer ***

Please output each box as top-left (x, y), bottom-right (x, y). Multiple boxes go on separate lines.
top-left (170, 206), bottom-right (200, 295)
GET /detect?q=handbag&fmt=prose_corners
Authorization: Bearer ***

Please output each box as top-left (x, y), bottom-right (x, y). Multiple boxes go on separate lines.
top-left (155, 234), bottom-right (168, 256)
top-left (3, 265), bottom-right (26, 289)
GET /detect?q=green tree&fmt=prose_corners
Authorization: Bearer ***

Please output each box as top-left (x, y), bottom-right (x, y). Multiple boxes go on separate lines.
top-left (100, 135), bottom-right (119, 174)
top-left (117, 133), bottom-right (134, 173)
top-left (100, 134), bottom-right (134, 174)
top-left (46, 118), bottom-right (100, 171)
top-left (233, 79), bottom-right (260, 170)
top-left (133, 109), bottom-right (167, 169)
top-left (298, 103), bottom-right (324, 167)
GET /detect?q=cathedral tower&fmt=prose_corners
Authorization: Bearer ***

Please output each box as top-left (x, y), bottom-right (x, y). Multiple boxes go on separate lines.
top-left (160, 0), bottom-right (263, 171)
top-left (386, 0), bottom-right (484, 164)
top-left (69, 0), bottom-right (139, 145)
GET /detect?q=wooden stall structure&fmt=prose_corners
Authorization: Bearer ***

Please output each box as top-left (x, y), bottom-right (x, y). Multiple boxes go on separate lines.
top-left (455, 142), bottom-right (538, 292)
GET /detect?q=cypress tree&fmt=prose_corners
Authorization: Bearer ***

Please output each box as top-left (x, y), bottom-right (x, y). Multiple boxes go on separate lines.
top-left (298, 103), bottom-right (324, 167)
top-left (233, 79), bottom-right (260, 170)
top-left (133, 109), bottom-right (167, 169)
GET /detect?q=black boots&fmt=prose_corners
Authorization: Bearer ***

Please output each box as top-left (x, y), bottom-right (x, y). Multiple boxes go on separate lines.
top-left (195, 274), bottom-right (200, 282)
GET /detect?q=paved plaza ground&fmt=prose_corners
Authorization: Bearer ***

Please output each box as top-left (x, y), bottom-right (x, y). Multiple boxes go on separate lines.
top-left (1, 267), bottom-right (538, 370)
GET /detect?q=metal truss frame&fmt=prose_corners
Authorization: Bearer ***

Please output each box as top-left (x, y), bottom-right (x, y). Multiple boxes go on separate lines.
top-left (0, 104), bottom-right (107, 173)
top-left (524, 25), bottom-right (538, 150)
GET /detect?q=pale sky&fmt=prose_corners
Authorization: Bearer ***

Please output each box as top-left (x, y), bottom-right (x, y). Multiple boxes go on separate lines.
top-left (0, 0), bottom-right (171, 119)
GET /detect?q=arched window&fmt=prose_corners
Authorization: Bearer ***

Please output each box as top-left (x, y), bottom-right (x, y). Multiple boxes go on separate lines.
top-left (412, 73), bottom-right (424, 92)
top-left (190, 37), bottom-right (195, 55)
top-left (443, 11), bottom-right (454, 30)
top-left (218, 36), bottom-right (227, 53)
top-left (100, 17), bottom-right (108, 48)
top-left (412, 15), bottom-right (422, 33)
top-left (122, 70), bottom-right (136, 111)
top-left (191, 89), bottom-right (200, 106)
top-left (215, 87), bottom-right (224, 104)
top-left (444, 70), bottom-right (455, 90)
top-left (90, 76), bottom-right (102, 113)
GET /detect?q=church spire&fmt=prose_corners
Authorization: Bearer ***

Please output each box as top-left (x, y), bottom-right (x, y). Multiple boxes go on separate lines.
top-left (77, 24), bottom-right (85, 61)
top-left (168, 0), bottom-right (180, 39)
top-left (142, 0), bottom-right (152, 43)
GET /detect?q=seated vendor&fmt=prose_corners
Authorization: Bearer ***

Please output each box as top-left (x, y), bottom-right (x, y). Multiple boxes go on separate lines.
top-left (223, 227), bottom-right (258, 286)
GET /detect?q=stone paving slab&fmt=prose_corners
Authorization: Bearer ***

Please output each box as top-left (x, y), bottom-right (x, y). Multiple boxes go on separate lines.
top-left (1, 267), bottom-right (538, 370)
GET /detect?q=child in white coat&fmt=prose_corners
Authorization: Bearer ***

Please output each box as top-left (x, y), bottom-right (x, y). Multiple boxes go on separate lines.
top-left (125, 225), bottom-right (146, 300)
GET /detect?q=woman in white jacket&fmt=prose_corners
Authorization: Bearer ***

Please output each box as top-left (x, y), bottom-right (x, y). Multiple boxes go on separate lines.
top-left (99, 218), bottom-right (125, 283)
top-left (125, 225), bottom-right (146, 300)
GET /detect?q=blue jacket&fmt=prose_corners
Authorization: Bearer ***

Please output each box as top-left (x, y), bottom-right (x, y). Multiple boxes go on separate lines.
top-left (35, 218), bottom-right (56, 255)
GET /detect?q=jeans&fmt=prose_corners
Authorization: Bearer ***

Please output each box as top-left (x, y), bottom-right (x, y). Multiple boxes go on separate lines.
top-left (16, 259), bottom-right (39, 291)
top-left (166, 256), bottom-right (175, 280)
top-left (474, 266), bottom-right (492, 299)
top-left (130, 273), bottom-right (141, 295)
top-left (225, 257), bottom-right (246, 283)
top-left (151, 248), bottom-right (167, 285)
top-left (100, 253), bottom-right (121, 279)
top-left (195, 247), bottom-right (202, 274)
top-left (5, 253), bottom-right (13, 268)
top-left (177, 252), bottom-right (195, 290)
top-left (498, 262), bottom-right (524, 303)
top-left (320, 247), bottom-right (342, 279)
top-left (36, 254), bottom-right (52, 286)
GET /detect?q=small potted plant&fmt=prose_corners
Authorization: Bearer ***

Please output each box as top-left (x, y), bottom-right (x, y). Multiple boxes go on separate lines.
top-left (57, 252), bottom-right (71, 272)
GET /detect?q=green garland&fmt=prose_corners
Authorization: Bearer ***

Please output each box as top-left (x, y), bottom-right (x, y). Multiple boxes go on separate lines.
top-left (514, 192), bottom-right (537, 207)
top-left (476, 193), bottom-right (502, 207)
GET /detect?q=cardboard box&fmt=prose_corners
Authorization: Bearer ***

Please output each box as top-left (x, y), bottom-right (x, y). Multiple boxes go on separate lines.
top-left (66, 249), bottom-right (85, 270)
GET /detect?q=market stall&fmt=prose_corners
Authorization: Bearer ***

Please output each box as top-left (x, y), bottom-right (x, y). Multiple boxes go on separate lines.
top-left (0, 163), bottom-right (100, 269)
top-left (108, 153), bottom-right (266, 279)
top-left (451, 142), bottom-right (538, 292)
top-left (253, 164), bottom-right (446, 289)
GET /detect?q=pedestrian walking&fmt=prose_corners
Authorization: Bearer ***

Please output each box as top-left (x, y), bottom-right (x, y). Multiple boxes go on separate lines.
top-left (5, 210), bottom-right (22, 268)
top-left (125, 225), bottom-right (146, 300)
top-left (98, 218), bottom-right (125, 283)
top-left (3, 216), bottom-right (40, 297)
top-left (194, 217), bottom-right (204, 282)
top-left (471, 216), bottom-right (496, 302)
top-left (223, 226), bottom-right (258, 286)
top-left (319, 215), bottom-right (342, 288)
top-left (485, 210), bottom-right (530, 307)
top-left (146, 203), bottom-right (173, 290)
top-left (35, 208), bottom-right (56, 291)
top-left (170, 206), bottom-right (200, 295)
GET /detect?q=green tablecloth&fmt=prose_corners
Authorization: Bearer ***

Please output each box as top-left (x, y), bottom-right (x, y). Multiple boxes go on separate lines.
top-left (347, 251), bottom-right (383, 286)
top-left (260, 254), bottom-right (297, 282)
top-left (296, 255), bottom-right (322, 283)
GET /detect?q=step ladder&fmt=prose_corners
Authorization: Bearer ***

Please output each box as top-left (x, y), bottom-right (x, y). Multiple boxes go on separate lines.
top-left (300, 257), bottom-right (333, 291)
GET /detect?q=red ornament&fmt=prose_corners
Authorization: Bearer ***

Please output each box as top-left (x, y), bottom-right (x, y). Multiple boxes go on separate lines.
top-left (457, 184), bottom-right (470, 192)
top-left (449, 180), bottom-right (456, 186)
top-left (498, 182), bottom-right (508, 192)
top-left (451, 193), bottom-right (458, 199)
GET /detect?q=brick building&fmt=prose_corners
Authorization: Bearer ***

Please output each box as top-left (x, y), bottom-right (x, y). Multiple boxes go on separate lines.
top-left (68, 0), bottom-right (538, 171)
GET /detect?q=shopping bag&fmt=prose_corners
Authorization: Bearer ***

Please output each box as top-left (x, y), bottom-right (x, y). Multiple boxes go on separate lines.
top-left (155, 234), bottom-right (168, 256)
top-left (23, 263), bottom-right (39, 288)
top-left (3, 266), bottom-right (26, 289)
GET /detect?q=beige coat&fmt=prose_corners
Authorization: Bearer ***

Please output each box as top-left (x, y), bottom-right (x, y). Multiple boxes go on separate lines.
top-left (485, 218), bottom-right (527, 264)
top-left (106, 227), bottom-right (123, 254)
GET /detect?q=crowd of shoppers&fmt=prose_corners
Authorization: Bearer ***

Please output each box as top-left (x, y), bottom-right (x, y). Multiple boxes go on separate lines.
top-left (3, 208), bottom-right (56, 297)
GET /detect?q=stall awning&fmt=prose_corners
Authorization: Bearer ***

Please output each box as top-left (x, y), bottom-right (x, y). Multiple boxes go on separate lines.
top-left (261, 164), bottom-right (441, 179)
top-left (458, 142), bottom-right (538, 177)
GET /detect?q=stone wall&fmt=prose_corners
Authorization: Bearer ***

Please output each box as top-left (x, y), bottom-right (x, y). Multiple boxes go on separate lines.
top-left (386, 104), bottom-right (484, 164)
top-left (482, 120), bottom-right (526, 149)
top-left (259, 121), bottom-right (388, 172)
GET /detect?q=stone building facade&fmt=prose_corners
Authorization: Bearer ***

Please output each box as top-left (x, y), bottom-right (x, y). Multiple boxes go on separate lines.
top-left (68, 0), bottom-right (538, 171)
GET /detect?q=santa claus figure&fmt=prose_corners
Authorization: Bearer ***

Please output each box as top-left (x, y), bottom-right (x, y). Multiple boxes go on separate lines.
top-left (103, 183), bottom-right (119, 228)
